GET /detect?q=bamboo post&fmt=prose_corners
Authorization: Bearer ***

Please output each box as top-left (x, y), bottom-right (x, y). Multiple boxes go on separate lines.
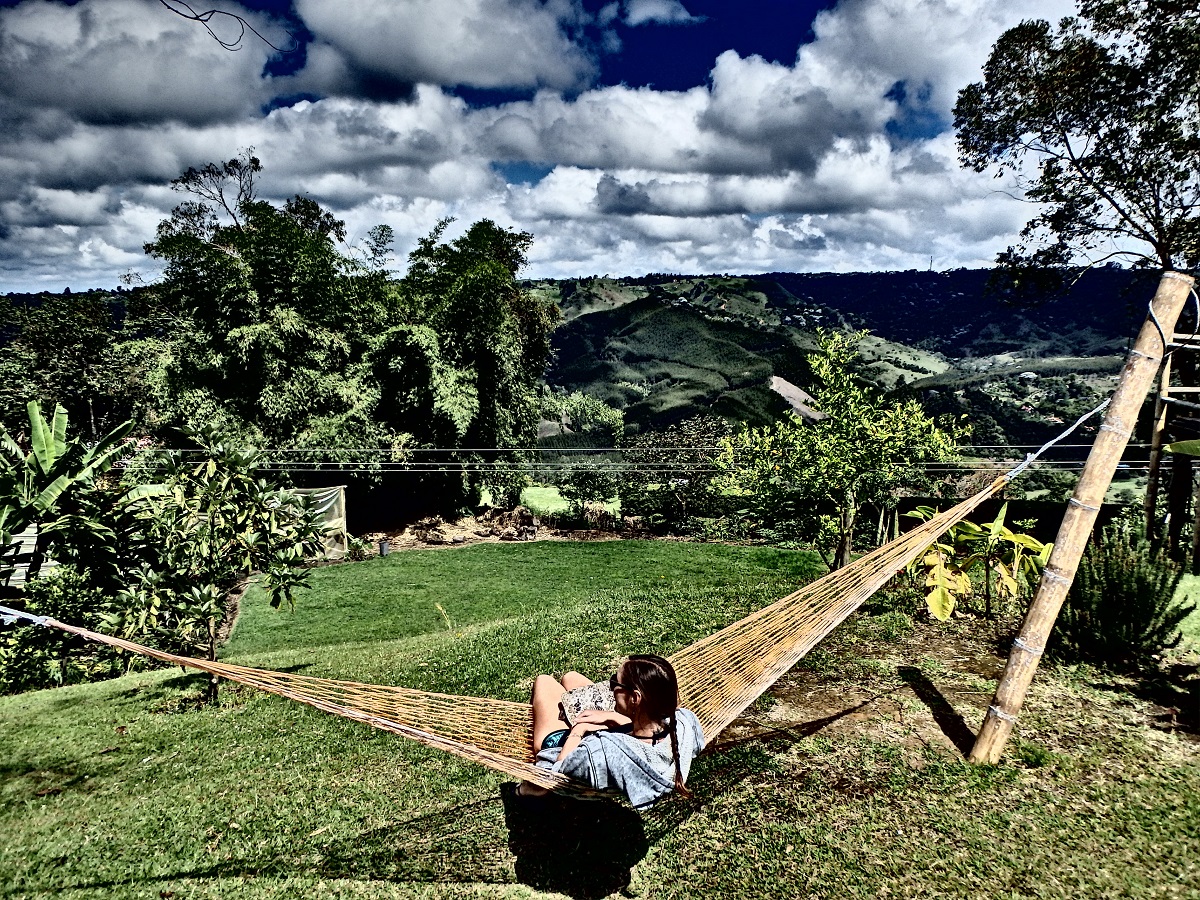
top-left (970, 271), bottom-right (1194, 765)
top-left (1144, 355), bottom-right (1171, 539)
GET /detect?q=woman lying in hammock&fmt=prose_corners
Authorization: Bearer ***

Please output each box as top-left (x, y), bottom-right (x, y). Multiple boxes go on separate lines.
top-left (518, 653), bottom-right (705, 807)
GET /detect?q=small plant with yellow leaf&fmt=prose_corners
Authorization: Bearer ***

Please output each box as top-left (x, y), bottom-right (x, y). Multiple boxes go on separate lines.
top-left (905, 503), bottom-right (1051, 621)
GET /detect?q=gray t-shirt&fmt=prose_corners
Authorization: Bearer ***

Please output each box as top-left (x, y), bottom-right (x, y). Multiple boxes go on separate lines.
top-left (534, 708), bottom-right (705, 808)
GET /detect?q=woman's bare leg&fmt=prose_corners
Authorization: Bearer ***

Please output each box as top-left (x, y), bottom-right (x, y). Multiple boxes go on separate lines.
top-left (561, 671), bottom-right (592, 691)
top-left (520, 674), bottom-right (572, 798)
top-left (530, 674), bottom-right (569, 750)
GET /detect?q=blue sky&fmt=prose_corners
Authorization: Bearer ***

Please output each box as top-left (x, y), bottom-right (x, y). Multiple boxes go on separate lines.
top-left (0, 0), bottom-right (1074, 291)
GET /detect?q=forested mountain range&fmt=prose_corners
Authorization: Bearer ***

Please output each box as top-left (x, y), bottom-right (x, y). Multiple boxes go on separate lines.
top-left (533, 267), bottom-right (1152, 437)
top-left (3, 266), bottom-right (1155, 449)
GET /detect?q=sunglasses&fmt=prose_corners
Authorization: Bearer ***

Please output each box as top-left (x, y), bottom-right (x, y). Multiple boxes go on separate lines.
top-left (609, 674), bottom-right (631, 693)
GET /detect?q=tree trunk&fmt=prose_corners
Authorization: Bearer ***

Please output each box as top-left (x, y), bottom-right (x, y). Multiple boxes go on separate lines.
top-left (1168, 452), bottom-right (1192, 560)
top-left (835, 492), bottom-right (857, 570)
top-left (206, 618), bottom-right (220, 704)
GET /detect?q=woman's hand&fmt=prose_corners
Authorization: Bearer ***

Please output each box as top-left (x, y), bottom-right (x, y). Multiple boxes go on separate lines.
top-left (573, 709), bottom-right (632, 730)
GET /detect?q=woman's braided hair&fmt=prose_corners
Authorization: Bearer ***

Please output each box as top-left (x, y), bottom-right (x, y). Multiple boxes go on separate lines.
top-left (622, 653), bottom-right (692, 798)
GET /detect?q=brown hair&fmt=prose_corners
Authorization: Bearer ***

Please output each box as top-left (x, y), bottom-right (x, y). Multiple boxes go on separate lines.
top-left (621, 653), bottom-right (692, 798)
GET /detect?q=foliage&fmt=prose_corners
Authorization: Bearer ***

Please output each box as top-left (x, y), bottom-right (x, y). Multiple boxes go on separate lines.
top-left (552, 461), bottom-right (620, 515)
top-left (387, 218), bottom-right (561, 509)
top-left (905, 503), bottom-right (1051, 621)
top-left (620, 415), bottom-right (732, 534)
top-left (144, 155), bottom-right (560, 515)
top-left (955, 3), bottom-right (1200, 275)
top-left (1050, 510), bottom-right (1195, 669)
top-left (540, 388), bottom-right (625, 445)
top-left (720, 330), bottom-right (961, 567)
top-left (0, 567), bottom-right (122, 694)
top-left (0, 401), bottom-right (133, 587)
top-left (0, 290), bottom-right (159, 441)
top-left (100, 425), bottom-right (326, 666)
top-left (144, 182), bottom-right (400, 457)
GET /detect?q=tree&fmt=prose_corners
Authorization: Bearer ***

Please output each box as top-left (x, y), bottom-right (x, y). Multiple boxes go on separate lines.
top-left (621, 415), bottom-right (731, 534)
top-left (0, 291), bottom-right (160, 441)
top-left (100, 426), bottom-right (324, 699)
top-left (955, 3), bottom-right (1200, 274)
top-left (382, 218), bottom-right (561, 508)
top-left (906, 503), bottom-right (1052, 620)
top-left (145, 182), bottom-right (399, 458)
top-left (554, 461), bottom-right (620, 516)
top-left (145, 156), bottom-right (560, 515)
top-left (720, 331), bottom-right (960, 568)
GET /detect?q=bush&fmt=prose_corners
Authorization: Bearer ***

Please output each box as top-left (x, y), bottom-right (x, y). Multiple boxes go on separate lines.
top-left (0, 567), bottom-right (126, 693)
top-left (1050, 516), bottom-right (1195, 670)
top-left (553, 461), bottom-right (619, 515)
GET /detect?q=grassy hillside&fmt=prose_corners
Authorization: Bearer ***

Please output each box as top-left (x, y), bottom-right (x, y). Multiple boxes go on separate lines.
top-left (4, 542), bottom-right (1199, 898)
top-left (540, 271), bottom-right (1145, 439)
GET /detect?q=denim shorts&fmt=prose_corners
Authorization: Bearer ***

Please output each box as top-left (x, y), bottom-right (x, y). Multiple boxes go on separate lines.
top-left (540, 728), bottom-right (569, 751)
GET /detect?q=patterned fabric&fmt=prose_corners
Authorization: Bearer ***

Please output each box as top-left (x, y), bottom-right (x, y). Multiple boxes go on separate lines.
top-left (559, 682), bottom-right (616, 726)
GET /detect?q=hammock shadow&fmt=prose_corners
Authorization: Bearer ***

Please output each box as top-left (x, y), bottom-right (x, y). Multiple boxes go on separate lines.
top-left (708, 688), bottom-right (902, 752)
top-left (500, 783), bottom-right (649, 899)
top-left (897, 665), bottom-right (976, 756)
top-left (298, 787), bottom-right (651, 898)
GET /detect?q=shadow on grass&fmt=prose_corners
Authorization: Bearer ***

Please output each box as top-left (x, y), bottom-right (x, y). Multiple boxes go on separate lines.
top-left (1088, 662), bottom-right (1200, 737)
top-left (57, 788), bottom-right (659, 898)
top-left (898, 665), bottom-right (975, 756)
top-left (500, 783), bottom-right (649, 898)
top-left (709, 689), bottom-right (901, 753)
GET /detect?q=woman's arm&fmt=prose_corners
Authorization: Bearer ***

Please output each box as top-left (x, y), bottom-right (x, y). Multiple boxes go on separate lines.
top-left (554, 720), bottom-right (606, 762)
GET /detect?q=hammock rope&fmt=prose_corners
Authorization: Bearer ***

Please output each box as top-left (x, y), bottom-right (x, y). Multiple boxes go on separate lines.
top-left (0, 401), bottom-right (1109, 793)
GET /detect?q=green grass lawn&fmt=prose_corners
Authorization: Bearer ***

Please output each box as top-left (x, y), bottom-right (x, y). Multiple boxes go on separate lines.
top-left (3, 541), bottom-right (1200, 898)
top-left (1175, 574), bottom-right (1200, 654)
top-left (519, 484), bottom-right (619, 518)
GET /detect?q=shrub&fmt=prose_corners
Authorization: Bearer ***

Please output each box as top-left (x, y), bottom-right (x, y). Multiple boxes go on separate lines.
top-left (0, 567), bottom-right (125, 693)
top-left (1050, 516), bottom-right (1195, 670)
top-left (553, 461), bottom-right (619, 515)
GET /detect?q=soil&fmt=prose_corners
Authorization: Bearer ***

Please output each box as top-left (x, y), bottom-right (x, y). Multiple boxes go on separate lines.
top-left (360, 509), bottom-right (631, 553)
top-left (716, 617), bottom-right (1200, 758)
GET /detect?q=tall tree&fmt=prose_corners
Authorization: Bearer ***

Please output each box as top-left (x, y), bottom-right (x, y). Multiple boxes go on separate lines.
top-left (144, 156), bottom-right (560, 513)
top-left (381, 218), bottom-right (560, 507)
top-left (954, 2), bottom-right (1200, 274)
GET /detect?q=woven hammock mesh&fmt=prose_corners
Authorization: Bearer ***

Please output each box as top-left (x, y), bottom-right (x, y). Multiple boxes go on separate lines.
top-left (39, 477), bottom-right (1006, 792)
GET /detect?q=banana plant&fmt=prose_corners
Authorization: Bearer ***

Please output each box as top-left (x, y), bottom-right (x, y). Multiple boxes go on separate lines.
top-left (0, 401), bottom-right (133, 580)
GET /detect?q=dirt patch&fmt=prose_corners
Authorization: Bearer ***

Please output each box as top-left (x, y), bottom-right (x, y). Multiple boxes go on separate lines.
top-left (359, 508), bottom-right (629, 552)
top-left (716, 616), bottom-right (1200, 762)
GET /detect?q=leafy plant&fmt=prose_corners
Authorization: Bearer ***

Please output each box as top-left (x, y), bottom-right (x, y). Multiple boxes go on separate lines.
top-left (905, 503), bottom-right (1051, 621)
top-left (0, 566), bottom-right (122, 693)
top-left (1050, 513), bottom-right (1195, 670)
top-left (720, 330), bottom-right (961, 567)
top-left (621, 415), bottom-right (731, 535)
top-left (0, 400), bottom-right (132, 587)
top-left (98, 425), bottom-right (326, 696)
top-left (553, 461), bottom-right (619, 516)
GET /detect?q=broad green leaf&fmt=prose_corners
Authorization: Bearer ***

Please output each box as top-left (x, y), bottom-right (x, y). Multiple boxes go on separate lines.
top-left (27, 401), bottom-right (56, 473)
top-left (32, 474), bottom-right (73, 514)
top-left (1165, 440), bottom-right (1200, 456)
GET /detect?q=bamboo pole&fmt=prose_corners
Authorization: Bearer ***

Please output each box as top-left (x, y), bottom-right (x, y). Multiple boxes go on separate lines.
top-left (970, 270), bottom-right (1195, 765)
top-left (1144, 354), bottom-right (1172, 539)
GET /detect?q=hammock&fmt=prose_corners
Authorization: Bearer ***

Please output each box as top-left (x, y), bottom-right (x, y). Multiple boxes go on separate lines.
top-left (1, 475), bottom-right (1012, 794)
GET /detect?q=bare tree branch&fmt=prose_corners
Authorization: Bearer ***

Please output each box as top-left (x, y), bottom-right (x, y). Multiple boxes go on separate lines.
top-left (156, 0), bottom-right (293, 52)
